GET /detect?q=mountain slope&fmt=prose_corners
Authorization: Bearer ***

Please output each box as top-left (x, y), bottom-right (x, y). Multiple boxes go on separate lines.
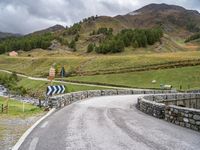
top-left (115, 3), bottom-right (200, 37)
top-left (0, 31), bottom-right (21, 39)
top-left (1, 3), bottom-right (200, 54)
top-left (29, 24), bottom-right (65, 36)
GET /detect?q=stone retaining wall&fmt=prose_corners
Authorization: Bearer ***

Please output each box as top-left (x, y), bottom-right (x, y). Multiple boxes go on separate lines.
top-left (137, 93), bottom-right (200, 132)
top-left (49, 89), bottom-right (176, 109)
top-left (165, 106), bottom-right (200, 131)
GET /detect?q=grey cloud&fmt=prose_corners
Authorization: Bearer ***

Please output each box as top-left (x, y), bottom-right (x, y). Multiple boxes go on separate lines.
top-left (0, 0), bottom-right (199, 34)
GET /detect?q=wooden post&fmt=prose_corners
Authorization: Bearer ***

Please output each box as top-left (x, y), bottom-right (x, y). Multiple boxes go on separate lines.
top-left (1, 104), bottom-right (3, 113)
top-left (180, 85), bottom-right (182, 90)
top-left (23, 101), bottom-right (25, 113)
top-left (5, 97), bottom-right (8, 114)
top-left (39, 99), bottom-right (41, 108)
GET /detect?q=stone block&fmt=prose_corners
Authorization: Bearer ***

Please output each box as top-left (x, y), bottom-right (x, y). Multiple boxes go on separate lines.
top-left (174, 109), bottom-right (178, 114)
top-left (177, 94), bottom-right (185, 100)
top-left (196, 121), bottom-right (200, 125)
top-left (183, 94), bottom-right (191, 99)
top-left (193, 115), bottom-right (200, 121)
top-left (101, 90), bottom-right (118, 96)
top-left (184, 114), bottom-right (189, 117)
top-left (183, 118), bottom-right (189, 123)
top-left (189, 114), bottom-right (193, 118)
top-left (189, 119), bottom-right (196, 125)
top-left (71, 92), bottom-right (82, 101)
top-left (166, 94), bottom-right (176, 100)
top-left (133, 90), bottom-right (144, 94)
top-left (186, 123), bottom-right (191, 128)
top-left (144, 90), bottom-right (155, 94)
top-left (175, 121), bottom-right (180, 125)
top-left (191, 125), bottom-right (198, 131)
top-left (180, 122), bottom-right (185, 127)
top-left (87, 90), bottom-right (101, 98)
top-left (154, 90), bottom-right (162, 94)
top-left (117, 90), bottom-right (133, 95)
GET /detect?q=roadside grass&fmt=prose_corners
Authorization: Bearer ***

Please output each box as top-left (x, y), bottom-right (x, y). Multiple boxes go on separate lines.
top-left (80, 51), bottom-right (200, 72)
top-left (17, 78), bottom-right (109, 95)
top-left (0, 55), bottom-right (89, 77)
top-left (1, 51), bottom-right (200, 77)
top-left (0, 96), bottom-right (43, 118)
top-left (68, 65), bottom-right (200, 91)
top-left (0, 126), bottom-right (5, 140)
top-left (0, 71), bottom-right (109, 98)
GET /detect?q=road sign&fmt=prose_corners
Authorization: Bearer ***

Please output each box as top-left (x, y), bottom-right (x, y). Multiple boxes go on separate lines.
top-left (48, 76), bottom-right (55, 81)
top-left (46, 85), bottom-right (65, 96)
top-left (60, 67), bottom-right (66, 78)
top-left (49, 67), bottom-right (55, 80)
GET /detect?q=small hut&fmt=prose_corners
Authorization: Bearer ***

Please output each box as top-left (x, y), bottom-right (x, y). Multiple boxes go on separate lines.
top-left (9, 51), bottom-right (18, 57)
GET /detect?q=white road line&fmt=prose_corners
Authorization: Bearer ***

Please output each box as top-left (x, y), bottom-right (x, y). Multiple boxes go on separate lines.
top-left (29, 137), bottom-right (39, 150)
top-left (12, 108), bottom-right (56, 150)
top-left (40, 121), bottom-right (49, 128)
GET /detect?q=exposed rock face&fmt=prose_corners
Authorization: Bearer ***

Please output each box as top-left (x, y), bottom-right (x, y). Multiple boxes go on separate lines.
top-left (48, 40), bottom-right (61, 50)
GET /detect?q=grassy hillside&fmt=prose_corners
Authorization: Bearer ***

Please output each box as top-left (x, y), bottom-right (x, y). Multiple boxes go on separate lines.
top-left (68, 65), bottom-right (200, 90)
top-left (0, 51), bottom-right (200, 77)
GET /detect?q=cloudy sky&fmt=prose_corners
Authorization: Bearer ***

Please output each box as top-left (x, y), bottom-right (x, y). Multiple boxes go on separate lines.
top-left (0, 0), bottom-right (199, 34)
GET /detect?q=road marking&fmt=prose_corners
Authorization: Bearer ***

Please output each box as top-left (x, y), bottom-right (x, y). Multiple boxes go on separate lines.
top-left (12, 108), bottom-right (56, 150)
top-left (29, 137), bottom-right (39, 150)
top-left (40, 121), bottom-right (48, 128)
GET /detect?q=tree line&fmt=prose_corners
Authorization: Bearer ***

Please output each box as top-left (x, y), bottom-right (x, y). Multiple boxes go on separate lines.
top-left (88, 28), bottom-right (163, 54)
top-left (185, 33), bottom-right (200, 43)
top-left (90, 27), bottom-right (113, 36)
top-left (0, 33), bottom-right (55, 54)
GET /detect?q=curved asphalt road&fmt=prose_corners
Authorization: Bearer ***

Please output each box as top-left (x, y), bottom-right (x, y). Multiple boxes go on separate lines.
top-left (19, 95), bottom-right (200, 150)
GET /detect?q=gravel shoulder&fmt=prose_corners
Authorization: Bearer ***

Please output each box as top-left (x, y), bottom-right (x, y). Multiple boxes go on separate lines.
top-left (0, 113), bottom-right (46, 150)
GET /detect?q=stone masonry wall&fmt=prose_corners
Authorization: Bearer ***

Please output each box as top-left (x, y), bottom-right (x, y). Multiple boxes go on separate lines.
top-left (165, 106), bottom-right (200, 132)
top-left (49, 89), bottom-right (176, 109)
top-left (137, 93), bottom-right (200, 132)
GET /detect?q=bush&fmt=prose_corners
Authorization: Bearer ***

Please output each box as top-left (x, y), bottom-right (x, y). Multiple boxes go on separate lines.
top-left (90, 27), bottom-right (113, 36)
top-left (186, 22), bottom-right (200, 32)
top-left (185, 33), bottom-right (200, 43)
top-left (0, 73), bottom-right (27, 95)
top-left (57, 37), bottom-right (68, 45)
top-left (68, 40), bottom-right (76, 51)
top-left (87, 43), bottom-right (95, 53)
top-left (67, 23), bottom-right (81, 35)
top-left (75, 34), bottom-right (80, 41)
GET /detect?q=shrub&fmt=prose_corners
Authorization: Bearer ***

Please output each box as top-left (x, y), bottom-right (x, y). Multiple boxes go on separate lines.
top-left (87, 43), bottom-right (95, 53)
top-left (68, 40), bottom-right (76, 51)
top-left (185, 33), bottom-right (200, 43)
